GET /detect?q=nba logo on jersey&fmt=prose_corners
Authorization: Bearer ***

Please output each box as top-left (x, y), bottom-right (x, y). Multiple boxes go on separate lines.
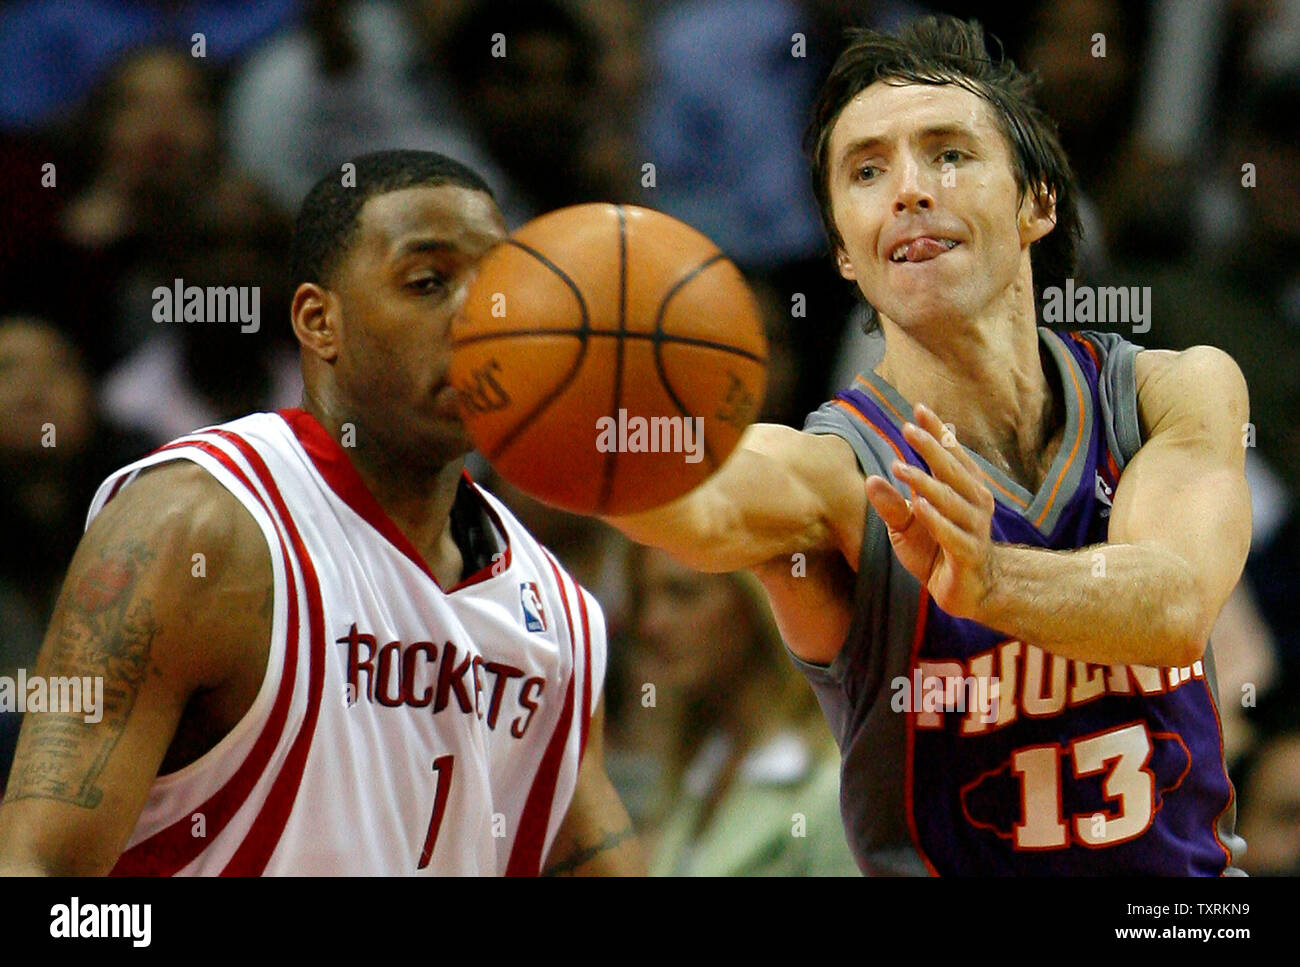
top-left (520, 582), bottom-right (548, 633)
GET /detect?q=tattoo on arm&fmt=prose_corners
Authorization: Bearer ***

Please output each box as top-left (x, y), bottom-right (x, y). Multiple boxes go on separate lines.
top-left (542, 825), bottom-right (637, 876)
top-left (5, 540), bottom-right (160, 808)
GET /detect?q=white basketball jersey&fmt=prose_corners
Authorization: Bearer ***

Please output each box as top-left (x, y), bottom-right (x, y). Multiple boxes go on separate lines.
top-left (86, 409), bottom-right (606, 876)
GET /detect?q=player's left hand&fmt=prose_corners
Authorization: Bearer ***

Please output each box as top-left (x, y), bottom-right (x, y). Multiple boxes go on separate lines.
top-left (864, 402), bottom-right (998, 620)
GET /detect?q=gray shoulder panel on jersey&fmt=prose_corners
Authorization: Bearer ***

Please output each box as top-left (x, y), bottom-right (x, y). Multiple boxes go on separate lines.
top-left (1077, 330), bottom-right (1145, 469)
top-left (788, 400), bottom-right (928, 874)
top-left (794, 400), bottom-right (895, 705)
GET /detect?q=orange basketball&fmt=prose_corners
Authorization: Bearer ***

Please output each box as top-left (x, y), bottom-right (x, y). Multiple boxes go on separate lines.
top-left (449, 203), bottom-right (767, 516)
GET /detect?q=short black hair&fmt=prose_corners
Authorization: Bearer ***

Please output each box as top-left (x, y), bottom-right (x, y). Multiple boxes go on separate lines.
top-left (806, 16), bottom-right (1081, 331)
top-left (290, 150), bottom-right (496, 286)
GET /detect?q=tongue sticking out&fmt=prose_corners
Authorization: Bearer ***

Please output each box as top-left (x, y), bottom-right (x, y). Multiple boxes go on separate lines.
top-left (903, 237), bottom-right (952, 262)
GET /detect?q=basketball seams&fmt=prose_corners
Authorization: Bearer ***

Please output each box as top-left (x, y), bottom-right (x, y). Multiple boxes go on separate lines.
top-left (499, 238), bottom-right (592, 331)
top-left (650, 252), bottom-right (741, 471)
top-left (450, 327), bottom-right (765, 363)
top-left (458, 210), bottom-right (767, 514)
top-left (598, 205), bottom-right (629, 513)
top-left (477, 239), bottom-right (592, 463)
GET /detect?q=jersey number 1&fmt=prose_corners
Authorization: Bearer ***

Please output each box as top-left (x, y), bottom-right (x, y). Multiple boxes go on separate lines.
top-left (418, 755), bottom-right (455, 869)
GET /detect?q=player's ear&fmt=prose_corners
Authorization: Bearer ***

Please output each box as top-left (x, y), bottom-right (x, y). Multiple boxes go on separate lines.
top-left (291, 282), bottom-right (341, 362)
top-left (1019, 184), bottom-right (1057, 246)
top-left (835, 247), bottom-right (857, 281)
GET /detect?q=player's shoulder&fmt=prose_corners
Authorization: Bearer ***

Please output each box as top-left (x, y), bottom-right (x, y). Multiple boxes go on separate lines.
top-left (1132, 346), bottom-right (1249, 441)
top-left (1134, 344), bottom-right (1244, 389)
top-left (1134, 345), bottom-right (1247, 412)
top-left (88, 416), bottom-right (282, 583)
top-left (89, 460), bottom-right (270, 589)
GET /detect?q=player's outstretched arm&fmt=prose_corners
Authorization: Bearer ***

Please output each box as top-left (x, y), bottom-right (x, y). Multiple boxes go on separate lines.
top-left (0, 463), bottom-right (271, 876)
top-left (602, 423), bottom-right (867, 574)
top-left (542, 698), bottom-right (643, 876)
top-left (869, 347), bottom-right (1250, 668)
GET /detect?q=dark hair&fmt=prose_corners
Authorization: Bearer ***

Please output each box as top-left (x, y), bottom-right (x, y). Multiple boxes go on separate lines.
top-left (806, 16), bottom-right (1081, 327)
top-left (290, 150), bottom-right (496, 286)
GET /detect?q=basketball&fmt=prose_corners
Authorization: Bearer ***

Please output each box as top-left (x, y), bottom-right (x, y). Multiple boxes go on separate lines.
top-left (449, 204), bottom-right (767, 516)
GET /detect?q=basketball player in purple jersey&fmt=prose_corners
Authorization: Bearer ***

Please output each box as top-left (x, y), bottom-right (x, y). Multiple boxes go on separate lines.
top-left (607, 17), bottom-right (1251, 874)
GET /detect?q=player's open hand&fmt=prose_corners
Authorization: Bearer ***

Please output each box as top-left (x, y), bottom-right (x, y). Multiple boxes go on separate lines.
top-left (864, 402), bottom-right (997, 620)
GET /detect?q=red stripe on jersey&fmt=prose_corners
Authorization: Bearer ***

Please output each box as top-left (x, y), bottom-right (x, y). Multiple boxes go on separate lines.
top-left (576, 588), bottom-right (593, 760)
top-left (505, 555), bottom-right (580, 876)
top-left (545, 550), bottom-right (594, 761)
top-left (210, 429), bottom-right (328, 877)
top-left (109, 439), bottom-right (303, 875)
top-left (104, 473), bottom-right (130, 505)
top-left (275, 408), bottom-right (435, 582)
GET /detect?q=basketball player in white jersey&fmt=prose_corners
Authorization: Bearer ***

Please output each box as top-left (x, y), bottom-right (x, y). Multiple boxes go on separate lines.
top-left (0, 150), bottom-right (642, 876)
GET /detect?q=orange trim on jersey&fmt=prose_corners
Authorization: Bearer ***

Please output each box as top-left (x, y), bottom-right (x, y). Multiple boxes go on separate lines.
top-left (831, 398), bottom-right (906, 465)
top-left (1033, 352), bottom-right (1087, 528)
top-left (1067, 331), bottom-right (1102, 372)
top-left (854, 375), bottom-right (909, 426)
top-left (850, 380), bottom-right (1031, 510)
top-left (1067, 330), bottom-right (1125, 490)
top-left (903, 588), bottom-right (942, 876)
top-left (976, 466), bottom-right (1031, 510)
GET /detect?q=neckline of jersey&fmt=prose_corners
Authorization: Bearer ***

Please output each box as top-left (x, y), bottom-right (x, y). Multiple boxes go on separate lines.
top-left (850, 326), bottom-right (1092, 532)
top-left (275, 407), bottom-right (513, 593)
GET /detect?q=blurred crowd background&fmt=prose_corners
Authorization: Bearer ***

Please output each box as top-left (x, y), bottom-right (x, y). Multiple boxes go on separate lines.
top-left (1, 0), bottom-right (1297, 875)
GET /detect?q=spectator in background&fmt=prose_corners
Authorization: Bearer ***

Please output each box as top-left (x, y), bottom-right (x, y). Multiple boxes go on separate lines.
top-left (226, 0), bottom-right (520, 222)
top-left (437, 0), bottom-right (638, 217)
top-left (1113, 73), bottom-right (1300, 678)
top-left (0, 0), bottom-right (297, 133)
top-left (98, 168), bottom-right (299, 446)
top-left (639, 0), bottom-right (919, 424)
top-left (61, 46), bottom-right (273, 363)
top-left (1234, 674), bottom-right (1300, 877)
top-left (50, 44), bottom-right (300, 442)
top-left (1101, 0), bottom-right (1300, 264)
top-left (1019, 0), bottom-right (1146, 279)
top-left (0, 133), bottom-right (121, 369)
top-left (0, 317), bottom-right (151, 790)
top-left (616, 546), bottom-right (859, 876)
